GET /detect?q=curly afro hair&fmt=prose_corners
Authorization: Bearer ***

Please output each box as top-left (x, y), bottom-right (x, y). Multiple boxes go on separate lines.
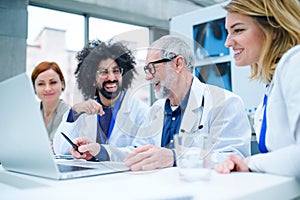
top-left (75, 39), bottom-right (137, 100)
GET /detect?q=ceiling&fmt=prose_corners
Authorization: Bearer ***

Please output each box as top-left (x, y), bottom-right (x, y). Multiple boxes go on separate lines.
top-left (29, 0), bottom-right (228, 29)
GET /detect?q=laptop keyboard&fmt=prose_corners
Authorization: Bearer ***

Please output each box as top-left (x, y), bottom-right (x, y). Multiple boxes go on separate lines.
top-left (57, 164), bottom-right (94, 173)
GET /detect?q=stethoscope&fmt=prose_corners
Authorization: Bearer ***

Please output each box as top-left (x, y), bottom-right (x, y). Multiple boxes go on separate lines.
top-left (168, 96), bottom-right (205, 149)
top-left (180, 95), bottom-right (205, 134)
top-left (178, 95), bottom-right (218, 154)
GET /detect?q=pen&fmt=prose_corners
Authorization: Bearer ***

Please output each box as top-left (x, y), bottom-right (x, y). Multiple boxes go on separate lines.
top-left (60, 132), bottom-right (82, 154)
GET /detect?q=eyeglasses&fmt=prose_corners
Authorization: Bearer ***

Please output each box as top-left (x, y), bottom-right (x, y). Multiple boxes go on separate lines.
top-left (96, 67), bottom-right (124, 78)
top-left (144, 54), bottom-right (178, 75)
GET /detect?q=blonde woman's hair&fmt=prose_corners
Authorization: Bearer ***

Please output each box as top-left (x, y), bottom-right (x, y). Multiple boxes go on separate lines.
top-left (224, 0), bottom-right (300, 83)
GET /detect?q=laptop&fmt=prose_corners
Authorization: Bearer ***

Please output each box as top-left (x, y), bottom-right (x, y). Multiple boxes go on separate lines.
top-left (0, 73), bottom-right (129, 180)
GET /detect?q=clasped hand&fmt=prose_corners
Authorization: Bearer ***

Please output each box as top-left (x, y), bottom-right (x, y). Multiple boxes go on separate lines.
top-left (214, 154), bottom-right (251, 173)
top-left (124, 144), bottom-right (174, 171)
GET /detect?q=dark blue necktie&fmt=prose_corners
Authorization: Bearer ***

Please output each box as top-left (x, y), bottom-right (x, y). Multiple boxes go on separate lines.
top-left (258, 94), bottom-right (268, 153)
top-left (97, 107), bottom-right (112, 144)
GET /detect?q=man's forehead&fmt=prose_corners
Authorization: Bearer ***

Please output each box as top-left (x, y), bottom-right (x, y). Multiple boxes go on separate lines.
top-left (146, 49), bottom-right (160, 60)
top-left (98, 58), bottom-right (117, 68)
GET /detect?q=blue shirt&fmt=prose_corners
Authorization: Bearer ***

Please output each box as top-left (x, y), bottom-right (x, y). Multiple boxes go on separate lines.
top-left (161, 87), bottom-right (191, 148)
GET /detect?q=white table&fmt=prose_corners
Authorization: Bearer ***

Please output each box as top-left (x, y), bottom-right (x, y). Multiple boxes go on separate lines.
top-left (1, 166), bottom-right (299, 200)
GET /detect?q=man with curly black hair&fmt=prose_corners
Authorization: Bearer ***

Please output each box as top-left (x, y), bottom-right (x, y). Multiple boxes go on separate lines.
top-left (53, 39), bottom-right (149, 161)
top-left (75, 39), bottom-right (137, 100)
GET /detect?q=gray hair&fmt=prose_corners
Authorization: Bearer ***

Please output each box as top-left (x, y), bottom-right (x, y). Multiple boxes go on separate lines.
top-left (150, 35), bottom-right (195, 72)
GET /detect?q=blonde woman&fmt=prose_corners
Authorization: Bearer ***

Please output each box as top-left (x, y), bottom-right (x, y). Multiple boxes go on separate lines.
top-left (215, 0), bottom-right (300, 178)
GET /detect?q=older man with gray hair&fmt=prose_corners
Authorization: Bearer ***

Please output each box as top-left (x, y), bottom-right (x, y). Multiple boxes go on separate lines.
top-left (125, 35), bottom-right (251, 171)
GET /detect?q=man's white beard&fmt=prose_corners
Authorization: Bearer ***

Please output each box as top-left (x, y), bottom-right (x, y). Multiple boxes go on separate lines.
top-left (154, 66), bottom-right (176, 99)
top-left (154, 85), bottom-right (170, 99)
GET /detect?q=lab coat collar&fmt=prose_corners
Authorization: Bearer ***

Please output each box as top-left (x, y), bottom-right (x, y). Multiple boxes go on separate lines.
top-left (179, 77), bottom-right (206, 133)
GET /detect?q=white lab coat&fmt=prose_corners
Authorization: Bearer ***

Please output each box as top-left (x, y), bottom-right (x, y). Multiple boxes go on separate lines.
top-left (132, 77), bottom-right (252, 165)
top-left (250, 45), bottom-right (300, 178)
top-left (53, 89), bottom-right (149, 156)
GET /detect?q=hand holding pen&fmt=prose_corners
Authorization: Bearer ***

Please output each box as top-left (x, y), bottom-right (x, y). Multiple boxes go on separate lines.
top-left (61, 132), bottom-right (99, 161)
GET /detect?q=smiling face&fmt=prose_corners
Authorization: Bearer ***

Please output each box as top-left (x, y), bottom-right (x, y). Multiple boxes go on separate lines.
top-left (34, 69), bottom-right (64, 104)
top-left (225, 12), bottom-right (264, 67)
top-left (96, 58), bottom-right (123, 100)
top-left (145, 50), bottom-right (177, 99)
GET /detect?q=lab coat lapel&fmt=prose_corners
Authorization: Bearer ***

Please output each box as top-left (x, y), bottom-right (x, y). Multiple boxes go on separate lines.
top-left (112, 90), bottom-right (139, 137)
top-left (147, 102), bottom-right (165, 136)
top-left (180, 78), bottom-right (205, 133)
top-left (79, 114), bottom-right (98, 141)
top-left (135, 101), bottom-right (164, 143)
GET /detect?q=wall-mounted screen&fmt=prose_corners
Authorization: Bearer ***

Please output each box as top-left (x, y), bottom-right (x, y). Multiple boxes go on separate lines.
top-left (195, 61), bottom-right (232, 91)
top-left (193, 18), bottom-right (229, 61)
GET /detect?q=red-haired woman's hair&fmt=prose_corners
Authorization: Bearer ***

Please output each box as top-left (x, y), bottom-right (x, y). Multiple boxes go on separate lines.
top-left (31, 61), bottom-right (66, 91)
